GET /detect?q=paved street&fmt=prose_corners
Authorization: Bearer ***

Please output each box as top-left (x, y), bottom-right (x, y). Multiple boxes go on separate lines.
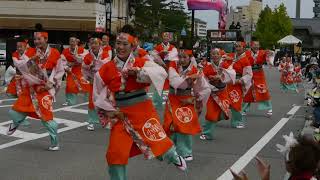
top-left (0, 67), bottom-right (306, 180)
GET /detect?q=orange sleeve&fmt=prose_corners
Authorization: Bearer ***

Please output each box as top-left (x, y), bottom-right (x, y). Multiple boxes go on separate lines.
top-left (12, 52), bottom-right (19, 59)
top-left (98, 62), bottom-right (121, 92)
top-left (25, 48), bottom-right (36, 58)
top-left (83, 54), bottom-right (93, 65)
top-left (154, 45), bottom-right (162, 52)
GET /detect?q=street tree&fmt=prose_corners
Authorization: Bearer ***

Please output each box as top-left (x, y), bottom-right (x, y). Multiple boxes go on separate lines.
top-left (254, 3), bottom-right (292, 49)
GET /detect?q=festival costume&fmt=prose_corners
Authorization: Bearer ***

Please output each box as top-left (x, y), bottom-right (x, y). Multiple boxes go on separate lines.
top-left (61, 46), bottom-right (89, 105)
top-left (163, 60), bottom-right (210, 159)
top-left (242, 50), bottom-right (272, 114)
top-left (93, 54), bottom-right (185, 180)
top-left (293, 65), bottom-right (302, 87)
top-left (82, 48), bottom-right (110, 129)
top-left (278, 62), bottom-right (298, 92)
top-left (222, 52), bottom-right (252, 128)
top-left (153, 43), bottom-right (179, 107)
top-left (8, 45), bottom-right (64, 149)
top-left (103, 45), bottom-right (113, 59)
top-left (201, 58), bottom-right (236, 139)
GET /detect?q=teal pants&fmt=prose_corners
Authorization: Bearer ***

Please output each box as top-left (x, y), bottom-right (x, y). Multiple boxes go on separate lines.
top-left (280, 83), bottom-right (297, 92)
top-left (242, 100), bottom-right (272, 113)
top-left (66, 93), bottom-right (89, 105)
top-left (9, 109), bottom-right (58, 146)
top-left (88, 109), bottom-right (99, 125)
top-left (171, 133), bottom-right (192, 157)
top-left (202, 120), bottom-right (217, 140)
top-left (6, 94), bottom-right (18, 98)
top-left (230, 108), bottom-right (244, 128)
top-left (108, 146), bottom-right (180, 180)
top-left (202, 113), bottom-right (225, 139)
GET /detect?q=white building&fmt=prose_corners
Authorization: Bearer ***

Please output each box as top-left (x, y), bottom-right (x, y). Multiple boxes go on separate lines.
top-left (194, 18), bottom-right (207, 38)
top-left (226, 0), bottom-right (262, 41)
top-left (0, 0), bottom-right (128, 33)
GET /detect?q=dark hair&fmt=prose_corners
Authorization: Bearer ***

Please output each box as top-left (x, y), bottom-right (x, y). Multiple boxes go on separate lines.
top-left (69, 33), bottom-right (78, 39)
top-left (120, 24), bottom-right (137, 37)
top-left (237, 36), bottom-right (245, 42)
top-left (288, 136), bottom-right (320, 175)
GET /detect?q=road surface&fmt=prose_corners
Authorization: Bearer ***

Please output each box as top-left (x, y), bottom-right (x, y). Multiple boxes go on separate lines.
top-left (0, 67), bottom-right (306, 180)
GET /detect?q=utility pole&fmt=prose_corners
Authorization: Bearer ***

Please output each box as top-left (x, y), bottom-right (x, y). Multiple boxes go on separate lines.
top-left (191, 10), bottom-right (195, 44)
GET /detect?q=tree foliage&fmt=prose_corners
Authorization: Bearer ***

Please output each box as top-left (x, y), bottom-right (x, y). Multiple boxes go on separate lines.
top-left (131, 0), bottom-right (190, 42)
top-left (254, 3), bottom-right (292, 49)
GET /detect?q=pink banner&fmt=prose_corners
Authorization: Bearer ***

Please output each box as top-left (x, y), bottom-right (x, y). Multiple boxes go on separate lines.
top-left (187, 0), bottom-right (226, 11)
top-left (187, 0), bottom-right (228, 30)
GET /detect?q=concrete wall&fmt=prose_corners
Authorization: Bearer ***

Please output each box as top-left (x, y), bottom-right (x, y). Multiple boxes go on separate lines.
top-left (0, 1), bottom-right (102, 18)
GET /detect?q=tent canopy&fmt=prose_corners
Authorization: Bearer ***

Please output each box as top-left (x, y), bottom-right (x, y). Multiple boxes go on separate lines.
top-left (277, 35), bottom-right (302, 45)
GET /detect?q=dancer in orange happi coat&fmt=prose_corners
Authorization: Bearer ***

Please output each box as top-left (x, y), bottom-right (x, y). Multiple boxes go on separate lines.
top-left (5, 38), bottom-right (34, 98)
top-left (93, 27), bottom-right (187, 180)
top-left (278, 57), bottom-right (287, 90)
top-left (61, 35), bottom-right (89, 106)
top-left (198, 56), bottom-right (211, 70)
top-left (278, 56), bottom-right (298, 93)
top-left (82, 37), bottom-right (111, 131)
top-left (7, 32), bottom-right (65, 151)
top-left (223, 41), bottom-right (253, 128)
top-left (293, 62), bottom-right (302, 87)
top-left (242, 39), bottom-right (273, 116)
top-left (102, 34), bottom-right (113, 58)
top-left (200, 48), bottom-right (236, 140)
top-left (162, 48), bottom-right (210, 162)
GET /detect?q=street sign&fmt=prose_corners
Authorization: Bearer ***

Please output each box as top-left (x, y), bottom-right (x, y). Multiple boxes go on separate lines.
top-left (207, 30), bottom-right (239, 41)
top-left (95, 11), bottom-right (106, 32)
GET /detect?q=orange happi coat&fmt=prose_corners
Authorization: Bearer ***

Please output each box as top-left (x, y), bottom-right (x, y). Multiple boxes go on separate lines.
top-left (163, 61), bottom-right (202, 136)
top-left (203, 62), bottom-right (231, 122)
top-left (96, 56), bottom-right (173, 165)
top-left (222, 53), bottom-right (251, 112)
top-left (13, 47), bottom-right (63, 121)
top-left (83, 49), bottom-right (110, 109)
top-left (62, 46), bottom-right (89, 94)
top-left (243, 50), bottom-right (271, 103)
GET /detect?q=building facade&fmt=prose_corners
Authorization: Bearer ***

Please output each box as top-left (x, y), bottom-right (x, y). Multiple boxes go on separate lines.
top-left (194, 18), bottom-right (207, 38)
top-left (314, 0), bottom-right (320, 18)
top-left (291, 0), bottom-right (320, 50)
top-left (226, 0), bottom-right (262, 41)
top-left (0, 0), bottom-right (129, 43)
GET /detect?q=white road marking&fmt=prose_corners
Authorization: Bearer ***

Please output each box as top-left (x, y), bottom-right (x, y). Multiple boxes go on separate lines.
top-left (217, 105), bottom-right (300, 180)
top-left (0, 98), bottom-right (17, 103)
top-left (0, 105), bottom-right (13, 108)
top-left (0, 102), bottom-right (89, 150)
top-left (62, 108), bottom-right (88, 114)
top-left (287, 105), bottom-right (300, 115)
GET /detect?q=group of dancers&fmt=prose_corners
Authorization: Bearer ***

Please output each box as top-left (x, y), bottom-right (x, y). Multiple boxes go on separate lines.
top-left (4, 25), bottom-right (276, 179)
top-left (278, 55), bottom-right (303, 93)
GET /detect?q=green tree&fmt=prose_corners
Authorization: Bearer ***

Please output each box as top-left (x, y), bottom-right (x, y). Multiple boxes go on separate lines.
top-left (132, 0), bottom-right (169, 41)
top-left (254, 3), bottom-right (292, 48)
top-left (131, 0), bottom-right (190, 42)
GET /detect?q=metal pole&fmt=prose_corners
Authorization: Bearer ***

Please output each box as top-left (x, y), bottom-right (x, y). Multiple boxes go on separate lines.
top-left (191, 10), bottom-right (195, 44)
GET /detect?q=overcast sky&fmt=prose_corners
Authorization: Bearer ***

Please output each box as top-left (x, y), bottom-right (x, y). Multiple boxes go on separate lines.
top-left (184, 0), bottom-right (315, 29)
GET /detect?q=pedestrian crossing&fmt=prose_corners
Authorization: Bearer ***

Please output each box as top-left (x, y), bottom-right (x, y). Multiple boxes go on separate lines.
top-left (0, 100), bottom-right (91, 150)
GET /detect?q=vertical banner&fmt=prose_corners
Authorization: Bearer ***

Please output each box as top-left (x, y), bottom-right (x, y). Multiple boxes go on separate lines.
top-left (95, 11), bottom-right (106, 32)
